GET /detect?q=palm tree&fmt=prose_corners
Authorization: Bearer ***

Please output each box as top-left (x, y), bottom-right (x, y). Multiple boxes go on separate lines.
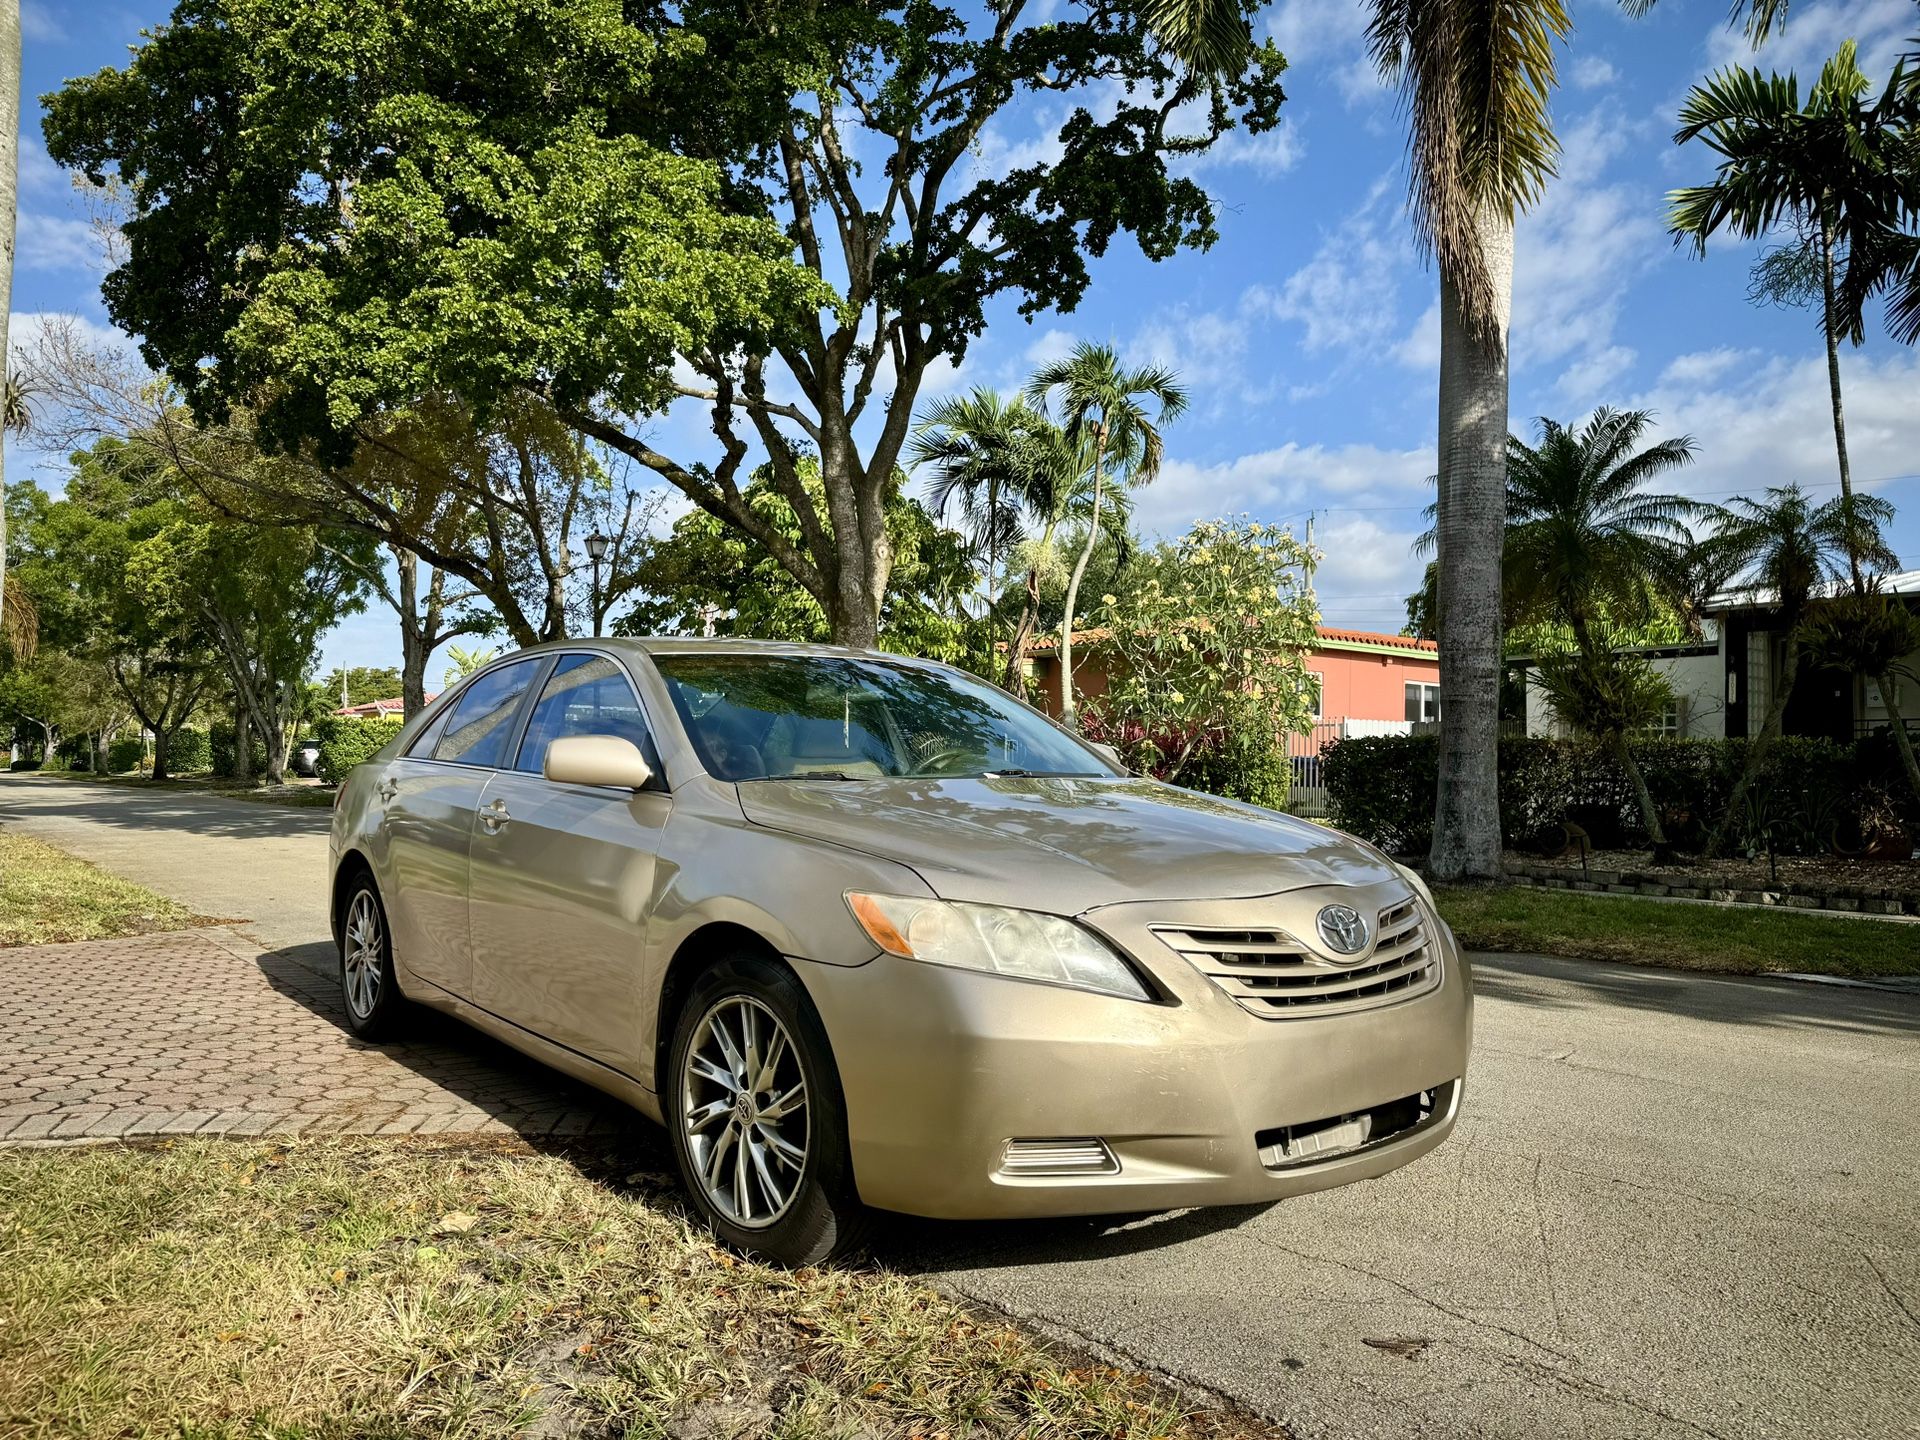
top-left (1505, 409), bottom-right (1700, 853)
top-left (1670, 41), bottom-right (1920, 593)
top-left (0, 0), bottom-right (21, 650)
top-left (1695, 484), bottom-right (1896, 855)
top-left (1024, 343), bottom-right (1185, 727)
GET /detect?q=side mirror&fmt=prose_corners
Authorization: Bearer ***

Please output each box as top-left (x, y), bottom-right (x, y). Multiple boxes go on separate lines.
top-left (544, 734), bottom-right (654, 790)
top-left (1088, 741), bottom-right (1126, 773)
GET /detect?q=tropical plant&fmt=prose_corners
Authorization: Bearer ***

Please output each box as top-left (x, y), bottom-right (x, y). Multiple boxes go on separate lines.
top-left (1695, 484), bottom-right (1897, 854)
top-left (1091, 517), bottom-right (1320, 794)
top-left (441, 645), bottom-right (498, 689)
top-left (1422, 407), bottom-right (1701, 853)
top-left (1670, 40), bottom-right (1920, 591)
top-left (1024, 344), bottom-right (1187, 726)
top-left (1799, 591), bottom-right (1920, 805)
top-left (1529, 649), bottom-right (1677, 854)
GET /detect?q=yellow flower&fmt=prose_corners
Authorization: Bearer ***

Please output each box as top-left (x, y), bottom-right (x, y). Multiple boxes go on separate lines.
top-left (1169, 690), bottom-right (1185, 705)
top-left (1101, 593), bottom-right (1117, 606)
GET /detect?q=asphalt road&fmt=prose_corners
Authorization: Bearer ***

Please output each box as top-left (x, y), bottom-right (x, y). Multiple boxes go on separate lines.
top-left (5, 771), bottom-right (1917, 1439)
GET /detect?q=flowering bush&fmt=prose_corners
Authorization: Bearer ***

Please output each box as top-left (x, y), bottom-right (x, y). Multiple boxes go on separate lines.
top-left (1086, 516), bottom-right (1319, 804)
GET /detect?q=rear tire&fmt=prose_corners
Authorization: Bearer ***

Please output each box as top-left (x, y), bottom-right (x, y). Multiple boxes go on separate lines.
top-left (338, 874), bottom-right (407, 1041)
top-left (666, 953), bottom-right (868, 1266)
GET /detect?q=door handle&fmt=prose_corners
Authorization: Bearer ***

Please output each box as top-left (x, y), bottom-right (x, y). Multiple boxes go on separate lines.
top-left (479, 797), bottom-right (512, 832)
top-left (376, 779), bottom-right (398, 802)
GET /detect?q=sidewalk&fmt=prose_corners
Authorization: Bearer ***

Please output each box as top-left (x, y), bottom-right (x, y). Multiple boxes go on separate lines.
top-left (0, 927), bottom-right (635, 1145)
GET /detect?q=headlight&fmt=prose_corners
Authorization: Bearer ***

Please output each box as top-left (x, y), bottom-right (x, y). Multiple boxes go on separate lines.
top-left (1391, 860), bottom-right (1437, 913)
top-left (846, 892), bottom-right (1151, 1002)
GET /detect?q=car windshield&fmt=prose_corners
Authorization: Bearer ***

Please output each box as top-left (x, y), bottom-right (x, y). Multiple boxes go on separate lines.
top-left (651, 653), bottom-right (1117, 782)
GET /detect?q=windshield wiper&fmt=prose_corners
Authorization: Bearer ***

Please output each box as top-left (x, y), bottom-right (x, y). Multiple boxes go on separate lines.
top-left (981, 768), bottom-right (1104, 779)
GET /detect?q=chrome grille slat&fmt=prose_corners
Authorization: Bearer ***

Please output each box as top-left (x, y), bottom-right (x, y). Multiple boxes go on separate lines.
top-left (1154, 896), bottom-right (1441, 1019)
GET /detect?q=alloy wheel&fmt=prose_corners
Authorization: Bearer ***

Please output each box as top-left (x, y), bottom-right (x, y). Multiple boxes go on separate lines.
top-left (342, 891), bottom-right (384, 1019)
top-left (680, 995), bottom-right (810, 1228)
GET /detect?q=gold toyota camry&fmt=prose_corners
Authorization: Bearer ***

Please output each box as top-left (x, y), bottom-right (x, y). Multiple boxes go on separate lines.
top-left (330, 639), bottom-right (1472, 1263)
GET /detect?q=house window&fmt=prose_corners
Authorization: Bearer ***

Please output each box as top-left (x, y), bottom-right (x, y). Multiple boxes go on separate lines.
top-left (1645, 699), bottom-right (1686, 738)
top-left (1405, 682), bottom-right (1440, 724)
top-left (1306, 672), bottom-right (1323, 720)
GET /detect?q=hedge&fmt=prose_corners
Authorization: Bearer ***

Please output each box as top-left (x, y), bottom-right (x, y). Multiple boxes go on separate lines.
top-left (169, 726), bottom-right (213, 773)
top-left (1325, 732), bottom-right (1919, 857)
top-left (106, 735), bottom-right (147, 774)
top-left (210, 721), bottom-right (269, 779)
top-left (315, 716), bottom-right (405, 784)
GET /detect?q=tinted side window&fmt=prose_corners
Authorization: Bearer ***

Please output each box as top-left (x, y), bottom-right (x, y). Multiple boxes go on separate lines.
top-left (433, 660), bottom-right (539, 768)
top-left (404, 699), bottom-right (455, 758)
top-left (514, 655), bottom-right (654, 775)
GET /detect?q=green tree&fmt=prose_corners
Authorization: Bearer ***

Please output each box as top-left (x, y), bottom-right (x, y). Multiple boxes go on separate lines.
top-left (621, 463), bottom-right (976, 664)
top-left (1696, 484), bottom-right (1897, 855)
top-left (441, 644), bottom-right (498, 689)
top-left (1091, 517), bottom-right (1320, 804)
top-left (1670, 40), bottom-right (1920, 592)
top-left (314, 667), bottom-right (406, 713)
top-left (0, 0), bottom-right (18, 650)
top-left (1024, 344), bottom-right (1187, 726)
top-left (43, 0), bottom-right (1284, 650)
top-left (1798, 591), bottom-right (1920, 805)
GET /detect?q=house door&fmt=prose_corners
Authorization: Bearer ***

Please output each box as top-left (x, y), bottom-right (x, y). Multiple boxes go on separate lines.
top-left (1782, 657), bottom-right (1853, 741)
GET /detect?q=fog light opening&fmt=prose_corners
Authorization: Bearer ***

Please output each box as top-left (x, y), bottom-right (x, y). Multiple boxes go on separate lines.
top-left (999, 1137), bottom-right (1120, 1177)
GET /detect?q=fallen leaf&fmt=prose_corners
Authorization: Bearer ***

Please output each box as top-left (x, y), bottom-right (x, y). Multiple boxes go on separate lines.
top-left (329, 1269), bottom-right (347, 1286)
top-left (414, 1245), bottom-right (444, 1262)
top-left (437, 1212), bottom-right (479, 1233)
top-left (1362, 1335), bottom-right (1431, 1360)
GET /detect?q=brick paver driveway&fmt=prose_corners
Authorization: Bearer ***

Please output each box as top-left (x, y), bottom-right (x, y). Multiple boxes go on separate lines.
top-left (0, 773), bottom-right (633, 1145)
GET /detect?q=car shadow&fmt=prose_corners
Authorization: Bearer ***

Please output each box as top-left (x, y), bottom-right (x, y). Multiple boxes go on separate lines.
top-left (258, 939), bottom-right (1252, 1268)
top-left (1469, 951), bottom-right (1920, 1038)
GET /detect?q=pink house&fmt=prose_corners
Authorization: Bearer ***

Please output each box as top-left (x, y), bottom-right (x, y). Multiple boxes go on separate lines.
top-left (1020, 625), bottom-right (1441, 737)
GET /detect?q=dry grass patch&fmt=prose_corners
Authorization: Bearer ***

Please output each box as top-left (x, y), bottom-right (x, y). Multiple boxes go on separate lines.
top-left (0, 832), bottom-right (214, 946)
top-left (0, 1137), bottom-right (1284, 1440)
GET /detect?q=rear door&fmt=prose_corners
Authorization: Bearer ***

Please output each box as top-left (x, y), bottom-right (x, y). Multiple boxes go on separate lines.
top-left (379, 657), bottom-right (542, 1000)
top-left (467, 653), bottom-right (672, 1077)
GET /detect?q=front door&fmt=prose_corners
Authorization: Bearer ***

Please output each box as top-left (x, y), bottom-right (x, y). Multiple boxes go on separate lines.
top-left (381, 657), bottom-right (543, 999)
top-left (467, 654), bottom-right (672, 1080)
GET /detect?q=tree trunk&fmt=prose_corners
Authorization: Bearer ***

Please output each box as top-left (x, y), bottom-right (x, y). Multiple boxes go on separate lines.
top-left (233, 706), bottom-right (254, 783)
top-left (1878, 670), bottom-right (1920, 806)
top-left (92, 727), bottom-right (110, 775)
top-left (1707, 632), bottom-right (1802, 858)
top-left (397, 548), bottom-right (429, 719)
top-left (1058, 431), bottom-right (1107, 728)
top-left (0, 1), bottom-right (19, 644)
top-left (152, 726), bottom-right (174, 782)
top-left (1427, 208), bottom-right (1512, 882)
top-left (1614, 735), bottom-right (1670, 856)
top-left (261, 709), bottom-right (291, 785)
top-left (1820, 209), bottom-right (1864, 595)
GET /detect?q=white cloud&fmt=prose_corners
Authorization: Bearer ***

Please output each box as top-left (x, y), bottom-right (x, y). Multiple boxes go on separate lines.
top-left (1247, 179), bottom-right (1413, 353)
top-left (1706, 0), bottom-right (1916, 86)
top-left (16, 212), bottom-right (106, 272)
top-left (1393, 301), bottom-right (1440, 372)
top-left (1552, 344), bottom-right (1637, 406)
top-left (20, 1), bottom-right (64, 43)
top-left (1569, 54), bottom-right (1619, 90)
top-left (1268, 0), bottom-right (1388, 105)
top-left (1511, 105), bottom-right (1663, 376)
top-left (1629, 347), bottom-right (1920, 505)
top-left (1136, 439), bottom-right (1430, 540)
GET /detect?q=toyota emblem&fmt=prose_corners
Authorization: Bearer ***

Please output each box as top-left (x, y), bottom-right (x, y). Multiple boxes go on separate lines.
top-left (1316, 904), bottom-right (1370, 957)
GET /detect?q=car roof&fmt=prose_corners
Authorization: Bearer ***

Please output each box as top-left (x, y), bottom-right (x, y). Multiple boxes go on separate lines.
top-left (507, 635), bottom-right (935, 664)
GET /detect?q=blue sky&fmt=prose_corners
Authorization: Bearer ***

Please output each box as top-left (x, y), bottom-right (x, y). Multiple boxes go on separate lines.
top-left (12, 0), bottom-right (1920, 678)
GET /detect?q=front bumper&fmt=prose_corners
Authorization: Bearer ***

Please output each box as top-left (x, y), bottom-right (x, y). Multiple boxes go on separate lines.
top-left (794, 887), bottom-right (1474, 1220)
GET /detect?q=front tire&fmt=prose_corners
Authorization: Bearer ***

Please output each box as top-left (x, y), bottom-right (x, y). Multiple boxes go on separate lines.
top-left (338, 875), bottom-right (407, 1040)
top-left (667, 954), bottom-right (867, 1265)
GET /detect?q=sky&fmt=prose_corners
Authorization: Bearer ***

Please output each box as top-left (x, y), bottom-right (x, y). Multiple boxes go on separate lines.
top-left (11, 0), bottom-right (1920, 680)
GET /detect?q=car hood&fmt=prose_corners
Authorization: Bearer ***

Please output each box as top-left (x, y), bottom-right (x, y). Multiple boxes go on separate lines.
top-left (734, 775), bottom-right (1400, 911)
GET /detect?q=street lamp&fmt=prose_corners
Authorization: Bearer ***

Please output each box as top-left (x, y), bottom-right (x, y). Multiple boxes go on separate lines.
top-left (585, 531), bottom-right (610, 637)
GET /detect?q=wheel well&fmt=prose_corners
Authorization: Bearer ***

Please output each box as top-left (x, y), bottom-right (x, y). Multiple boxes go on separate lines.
top-left (330, 852), bottom-right (375, 948)
top-left (654, 922), bottom-right (788, 1093)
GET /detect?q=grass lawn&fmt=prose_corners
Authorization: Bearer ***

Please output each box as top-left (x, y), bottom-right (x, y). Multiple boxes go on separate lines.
top-left (0, 1138), bottom-right (1267, 1440)
top-left (0, 832), bottom-right (215, 946)
top-left (1436, 883), bottom-right (1920, 979)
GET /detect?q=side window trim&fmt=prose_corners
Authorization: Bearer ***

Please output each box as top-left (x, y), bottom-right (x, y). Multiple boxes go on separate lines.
top-left (424, 656), bottom-right (551, 771)
top-left (516, 651), bottom-right (668, 790)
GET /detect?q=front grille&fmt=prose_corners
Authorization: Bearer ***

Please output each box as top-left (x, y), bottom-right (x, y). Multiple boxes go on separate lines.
top-left (1154, 895), bottom-right (1440, 1018)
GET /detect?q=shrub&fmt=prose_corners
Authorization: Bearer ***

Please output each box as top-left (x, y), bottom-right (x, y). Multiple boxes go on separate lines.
top-left (168, 726), bottom-right (213, 773)
top-left (317, 717), bottom-right (405, 784)
top-left (106, 735), bottom-right (148, 774)
top-left (210, 722), bottom-right (269, 779)
top-left (1324, 732), bottom-right (1912, 857)
top-left (1078, 701), bottom-right (1293, 812)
